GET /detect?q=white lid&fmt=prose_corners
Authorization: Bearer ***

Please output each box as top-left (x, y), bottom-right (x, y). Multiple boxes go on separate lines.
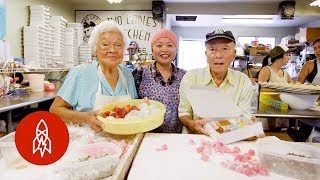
top-left (185, 86), bottom-right (241, 119)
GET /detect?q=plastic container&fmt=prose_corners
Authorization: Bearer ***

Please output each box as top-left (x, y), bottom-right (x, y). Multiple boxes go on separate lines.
top-left (256, 138), bottom-right (320, 180)
top-left (0, 132), bottom-right (30, 168)
top-left (97, 99), bottom-right (165, 135)
top-left (251, 81), bottom-right (259, 110)
top-left (59, 142), bottom-right (122, 180)
top-left (27, 74), bottom-right (45, 92)
top-left (204, 121), bottom-right (264, 144)
top-left (0, 120), bottom-right (6, 137)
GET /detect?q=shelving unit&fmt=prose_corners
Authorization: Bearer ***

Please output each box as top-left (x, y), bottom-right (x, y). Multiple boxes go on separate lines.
top-left (0, 68), bottom-right (70, 73)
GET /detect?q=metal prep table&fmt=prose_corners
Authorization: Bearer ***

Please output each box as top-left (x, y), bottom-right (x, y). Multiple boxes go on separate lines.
top-left (0, 91), bottom-right (57, 132)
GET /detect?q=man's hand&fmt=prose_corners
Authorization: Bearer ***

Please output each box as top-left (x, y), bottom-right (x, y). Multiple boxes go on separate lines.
top-left (244, 116), bottom-right (265, 141)
top-left (188, 119), bottom-right (211, 135)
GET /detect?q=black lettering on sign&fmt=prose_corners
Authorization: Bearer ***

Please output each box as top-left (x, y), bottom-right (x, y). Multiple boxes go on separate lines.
top-left (146, 17), bottom-right (157, 27)
top-left (126, 15), bottom-right (157, 27)
top-left (105, 16), bottom-right (123, 25)
top-left (137, 48), bottom-right (147, 54)
top-left (127, 29), bottom-right (151, 41)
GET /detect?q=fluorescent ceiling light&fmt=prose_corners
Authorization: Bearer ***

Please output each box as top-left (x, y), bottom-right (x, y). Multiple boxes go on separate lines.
top-left (310, 0), bottom-right (320, 7)
top-left (107, 0), bottom-right (122, 4)
top-left (222, 17), bottom-right (273, 24)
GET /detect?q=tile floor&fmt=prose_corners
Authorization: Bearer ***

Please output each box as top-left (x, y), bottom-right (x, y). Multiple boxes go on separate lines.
top-left (265, 130), bottom-right (293, 142)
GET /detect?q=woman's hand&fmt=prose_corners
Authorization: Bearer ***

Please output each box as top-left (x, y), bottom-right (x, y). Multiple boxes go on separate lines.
top-left (86, 110), bottom-right (105, 132)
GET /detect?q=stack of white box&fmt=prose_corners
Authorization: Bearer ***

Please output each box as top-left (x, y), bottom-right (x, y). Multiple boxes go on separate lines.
top-left (66, 23), bottom-right (84, 66)
top-left (67, 23), bottom-right (83, 48)
top-left (78, 43), bottom-right (92, 64)
top-left (50, 16), bottom-right (68, 68)
top-left (24, 5), bottom-right (53, 68)
top-left (64, 27), bottom-right (77, 68)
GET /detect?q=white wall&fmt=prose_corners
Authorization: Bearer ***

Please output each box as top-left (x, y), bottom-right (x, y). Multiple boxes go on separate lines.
top-left (171, 26), bottom-right (297, 44)
top-left (71, 1), bottom-right (151, 11)
top-left (5, 0), bottom-right (320, 59)
top-left (6, 0), bottom-right (74, 58)
top-left (301, 19), bottom-right (320, 28)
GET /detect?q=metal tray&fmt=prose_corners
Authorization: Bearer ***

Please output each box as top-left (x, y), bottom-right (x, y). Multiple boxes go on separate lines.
top-left (259, 83), bottom-right (320, 95)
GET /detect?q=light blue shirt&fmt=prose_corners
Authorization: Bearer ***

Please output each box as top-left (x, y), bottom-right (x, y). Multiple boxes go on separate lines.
top-left (57, 61), bottom-right (138, 111)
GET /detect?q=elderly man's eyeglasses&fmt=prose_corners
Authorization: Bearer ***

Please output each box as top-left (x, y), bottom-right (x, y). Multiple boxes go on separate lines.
top-left (207, 47), bottom-right (233, 54)
top-left (99, 42), bottom-right (124, 51)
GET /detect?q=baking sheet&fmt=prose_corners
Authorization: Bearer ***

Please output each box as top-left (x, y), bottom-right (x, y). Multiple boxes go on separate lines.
top-left (259, 83), bottom-right (320, 95)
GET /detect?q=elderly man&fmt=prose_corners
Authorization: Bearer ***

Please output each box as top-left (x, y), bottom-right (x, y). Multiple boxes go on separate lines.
top-left (178, 29), bottom-right (253, 134)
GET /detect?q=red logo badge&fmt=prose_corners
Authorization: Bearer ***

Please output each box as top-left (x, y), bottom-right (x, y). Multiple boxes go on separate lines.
top-left (15, 111), bottom-right (69, 165)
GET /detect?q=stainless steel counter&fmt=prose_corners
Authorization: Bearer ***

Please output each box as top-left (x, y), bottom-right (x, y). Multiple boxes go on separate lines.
top-left (0, 91), bottom-right (57, 113)
top-left (252, 103), bottom-right (320, 119)
top-left (0, 91), bottom-right (57, 132)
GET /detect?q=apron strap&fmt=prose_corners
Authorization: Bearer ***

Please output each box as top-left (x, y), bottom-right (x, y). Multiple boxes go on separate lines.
top-left (97, 65), bottom-right (131, 98)
top-left (97, 65), bottom-right (103, 95)
top-left (117, 66), bottom-right (131, 98)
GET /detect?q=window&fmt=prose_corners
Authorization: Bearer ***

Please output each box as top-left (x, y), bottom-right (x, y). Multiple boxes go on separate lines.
top-left (238, 36), bottom-right (275, 48)
top-left (178, 40), bottom-right (207, 71)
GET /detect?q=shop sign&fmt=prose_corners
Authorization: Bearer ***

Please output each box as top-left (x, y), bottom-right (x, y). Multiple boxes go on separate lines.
top-left (76, 10), bottom-right (163, 55)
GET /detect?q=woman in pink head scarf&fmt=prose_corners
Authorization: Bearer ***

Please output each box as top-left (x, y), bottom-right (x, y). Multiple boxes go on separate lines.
top-left (133, 29), bottom-right (186, 133)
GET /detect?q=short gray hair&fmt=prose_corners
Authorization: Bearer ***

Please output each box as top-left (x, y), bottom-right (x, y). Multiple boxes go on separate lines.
top-left (88, 20), bottom-right (127, 55)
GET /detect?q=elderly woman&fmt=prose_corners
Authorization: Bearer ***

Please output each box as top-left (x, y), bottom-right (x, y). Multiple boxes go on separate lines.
top-left (50, 20), bottom-right (138, 132)
top-left (132, 29), bottom-right (186, 133)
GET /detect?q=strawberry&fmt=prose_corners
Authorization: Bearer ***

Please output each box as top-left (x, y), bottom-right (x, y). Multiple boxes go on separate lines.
top-left (101, 111), bottom-right (110, 118)
top-left (123, 105), bottom-right (131, 115)
top-left (109, 112), bottom-right (117, 118)
top-left (131, 105), bottom-right (140, 111)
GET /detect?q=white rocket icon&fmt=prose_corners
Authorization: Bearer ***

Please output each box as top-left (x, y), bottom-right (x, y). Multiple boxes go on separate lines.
top-left (32, 119), bottom-right (52, 157)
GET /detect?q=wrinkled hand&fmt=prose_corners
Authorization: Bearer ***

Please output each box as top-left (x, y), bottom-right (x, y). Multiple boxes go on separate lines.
top-left (244, 116), bottom-right (265, 141)
top-left (189, 119), bottom-right (210, 135)
top-left (86, 110), bottom-right (105, 132)
top-left (244, 133), bottom-right (265, 141)
top-left (251, 116), bottom-right (257, 122)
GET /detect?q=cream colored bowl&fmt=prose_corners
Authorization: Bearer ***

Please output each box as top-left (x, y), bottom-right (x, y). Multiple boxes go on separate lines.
top-left (97, 99), bottom-right (166, 135)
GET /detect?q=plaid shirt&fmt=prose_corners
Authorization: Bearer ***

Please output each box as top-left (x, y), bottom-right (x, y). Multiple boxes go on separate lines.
top-left (132, 61), bottom-right (186, 133)
top-left (133, 61), bottom-right (179, 89)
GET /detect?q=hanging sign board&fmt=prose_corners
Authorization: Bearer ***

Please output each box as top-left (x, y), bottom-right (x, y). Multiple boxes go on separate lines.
top-left (76, 10), bottom-right (162, 55)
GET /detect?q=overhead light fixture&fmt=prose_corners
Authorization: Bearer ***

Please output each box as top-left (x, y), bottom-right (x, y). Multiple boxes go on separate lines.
top-left (310, 0), bottom-right (320, 7)
top-left (222, 17), bottom-right (273, 24)
top-left (107, 0), bottom-right (122, 4)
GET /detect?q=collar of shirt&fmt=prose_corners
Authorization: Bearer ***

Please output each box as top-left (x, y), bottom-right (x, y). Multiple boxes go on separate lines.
top-left (202, 66), bottom-right (236, 87)
top-left (150, 61), bottom-right (177, 85)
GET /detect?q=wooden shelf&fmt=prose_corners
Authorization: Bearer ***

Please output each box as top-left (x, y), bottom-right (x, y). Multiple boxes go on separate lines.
top-left (286, 42), bottom-right (306, 47)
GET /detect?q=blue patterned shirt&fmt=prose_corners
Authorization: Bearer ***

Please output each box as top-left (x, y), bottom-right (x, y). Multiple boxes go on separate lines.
top-left (58, 60), bottom-right (138, 111)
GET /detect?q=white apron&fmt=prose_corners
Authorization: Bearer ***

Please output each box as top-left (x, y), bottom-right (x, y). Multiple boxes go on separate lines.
top-left (305, 59), bottom-right (320, 141)
top-left (93, 65), bottom-right (132, 111)
top-left (311, 59), bottom-right (320, 85)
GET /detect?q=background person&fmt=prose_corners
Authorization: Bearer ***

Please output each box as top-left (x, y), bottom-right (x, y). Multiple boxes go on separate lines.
top-left (133, 29), bottom-right (186, 133)
top-left (258, 44), bottom-right (295, 130)
top-left (287, 37), bottom-right (320, 142)
top-left (50, 20), bottom-right (138, 132)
